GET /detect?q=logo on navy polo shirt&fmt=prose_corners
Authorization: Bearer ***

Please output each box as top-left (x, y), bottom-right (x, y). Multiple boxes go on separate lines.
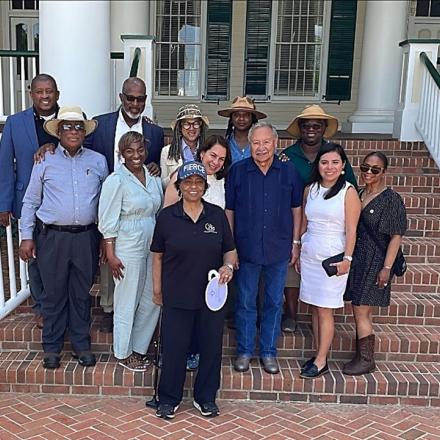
top-left (204, 223), bottom-right (217, 234)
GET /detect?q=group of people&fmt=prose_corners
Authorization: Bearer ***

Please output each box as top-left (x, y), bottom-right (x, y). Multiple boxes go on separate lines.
top-left (0, 73), bottom-right (407, 421)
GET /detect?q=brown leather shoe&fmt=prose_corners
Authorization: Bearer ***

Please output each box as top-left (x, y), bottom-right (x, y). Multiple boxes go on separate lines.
top-left (35, 314), bottom-right (44, 329)
top-left (342, 334), bottom-right (375, 375)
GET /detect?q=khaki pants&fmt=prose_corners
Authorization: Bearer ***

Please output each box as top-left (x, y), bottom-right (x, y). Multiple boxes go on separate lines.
top-left (99, 263), bottom-right (115, 313)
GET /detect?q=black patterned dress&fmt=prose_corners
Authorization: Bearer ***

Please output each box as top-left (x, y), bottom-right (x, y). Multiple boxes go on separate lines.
top-left (344, 188), bottom-right (407, 307)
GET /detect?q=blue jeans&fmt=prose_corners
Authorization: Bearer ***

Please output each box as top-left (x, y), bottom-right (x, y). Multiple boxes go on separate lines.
top-left (235, 259), bottom-right (288, 357)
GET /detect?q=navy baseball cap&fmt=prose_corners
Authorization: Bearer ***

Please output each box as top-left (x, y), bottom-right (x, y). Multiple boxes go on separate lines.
top-left (177, 161), bottom-right (207, 182)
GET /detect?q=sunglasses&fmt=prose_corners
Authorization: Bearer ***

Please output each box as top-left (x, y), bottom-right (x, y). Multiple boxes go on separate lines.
top-left (122, 93), bottom-right (147, 103)
top-left (359, 164), bottom-right (383, 175)
top-left (182, 121), bottom-right (201, 129)
top-left (300, 123), bottom-right (324, 131)
top-left (60, 123), bottom-right (85, 132)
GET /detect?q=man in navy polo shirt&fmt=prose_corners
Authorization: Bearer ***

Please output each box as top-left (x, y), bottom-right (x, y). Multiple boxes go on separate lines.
top-left (225, 121), bottom-right (303, 374)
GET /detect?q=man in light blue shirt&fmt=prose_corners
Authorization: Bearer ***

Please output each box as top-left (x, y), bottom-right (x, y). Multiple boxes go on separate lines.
top-left (19, 106), bottom-right (108, 370)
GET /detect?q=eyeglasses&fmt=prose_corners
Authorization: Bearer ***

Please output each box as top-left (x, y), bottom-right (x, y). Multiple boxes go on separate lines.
top-left (300, 123), bottom-right (324, 131)
top-left (122, 93), bottom-right (147, 103)
top-left (182, 120), bottom-right (201, 129)
top-left (60, 123), bottom-right (85, 132)
top-left (359, 164), bottom-right (383, 175)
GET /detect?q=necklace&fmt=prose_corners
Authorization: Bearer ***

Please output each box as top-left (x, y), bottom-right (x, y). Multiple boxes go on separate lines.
top-left (361, 186), bottom-right (387, 203)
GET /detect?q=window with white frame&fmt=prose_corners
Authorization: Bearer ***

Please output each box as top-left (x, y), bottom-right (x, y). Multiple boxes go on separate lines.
top-left (155, 0), bottom-right (202, 97)
top-left (245, 0), bottom-right (326, 99)
top-left (274, 0), bottom-right (324, 97)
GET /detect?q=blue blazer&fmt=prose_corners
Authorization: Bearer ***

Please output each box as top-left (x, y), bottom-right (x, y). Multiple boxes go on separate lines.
top-left (84, 110), bottom-right (165, 172)
top-left (0, 107), bottom-right (40, 218)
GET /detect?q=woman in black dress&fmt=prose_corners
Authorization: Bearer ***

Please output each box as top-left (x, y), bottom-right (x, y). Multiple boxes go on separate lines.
top-left (344, 152), bottom-right (407, 375)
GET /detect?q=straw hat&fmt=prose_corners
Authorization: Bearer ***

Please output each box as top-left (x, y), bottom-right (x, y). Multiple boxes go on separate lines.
top-left (171, 104), bottom-right (209, 130)
top-left (44, 106), bottom-right (97, 138)
top-left (286, 105), bottom-right (338, 138)
top-left (218, 96), bottom-right (267, 119)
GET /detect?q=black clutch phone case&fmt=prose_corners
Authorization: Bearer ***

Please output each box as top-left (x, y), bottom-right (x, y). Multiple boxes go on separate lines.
top-left (321, 252), bottom-right (345, 277)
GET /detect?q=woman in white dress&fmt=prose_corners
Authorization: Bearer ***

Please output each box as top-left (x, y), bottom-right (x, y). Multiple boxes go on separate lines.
top-left (163, 135), bottom-right (231, 209)
top-left (298, 143), bottom-right (361, 378)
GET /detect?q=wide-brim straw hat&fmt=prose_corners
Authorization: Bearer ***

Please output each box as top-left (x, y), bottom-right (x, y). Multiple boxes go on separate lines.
top-left (171, 104), bottom-right (209, 130)
top-left (287, 105), bottom-right (338, 138)
top-left (44, 106), bottom-right (97, 138)
top-left (218, 96), bottom-right (267, 119)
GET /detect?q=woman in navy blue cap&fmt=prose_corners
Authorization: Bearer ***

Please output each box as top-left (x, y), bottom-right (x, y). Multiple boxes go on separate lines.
top-left (150, 161), bottom-right (237, 420)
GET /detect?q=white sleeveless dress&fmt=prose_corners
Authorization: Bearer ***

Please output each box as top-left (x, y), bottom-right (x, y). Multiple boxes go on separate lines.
top-left (299, 182), bottom-right (353, 309)
top-left (204, 175), bottom-right (225, 209)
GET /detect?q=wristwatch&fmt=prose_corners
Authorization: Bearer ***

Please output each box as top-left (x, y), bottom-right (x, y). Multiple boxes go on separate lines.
top-left (343, 255), bottom-right (353, 262)
top-left (224, 263), bottom-right (234, 271)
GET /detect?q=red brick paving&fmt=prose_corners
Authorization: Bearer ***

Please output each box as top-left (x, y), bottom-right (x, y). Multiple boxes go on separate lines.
top-left (1, 394), bottom-right (440, 439)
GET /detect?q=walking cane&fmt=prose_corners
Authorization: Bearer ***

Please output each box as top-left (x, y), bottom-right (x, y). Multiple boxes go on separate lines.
top-left (145, 308), bottom-right (162, 409)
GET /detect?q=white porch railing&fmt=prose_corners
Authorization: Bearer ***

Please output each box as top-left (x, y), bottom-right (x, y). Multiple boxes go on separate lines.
top-left (0, 50), bottom-right (38, 121)
top-left (0, 223), bottom-right (30, 321)
top-left (415, 52), bottom-right (440, 168)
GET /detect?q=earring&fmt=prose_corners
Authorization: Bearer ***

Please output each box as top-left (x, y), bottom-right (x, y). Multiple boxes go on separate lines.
top-left (341, 170), bottom-right (345, 175)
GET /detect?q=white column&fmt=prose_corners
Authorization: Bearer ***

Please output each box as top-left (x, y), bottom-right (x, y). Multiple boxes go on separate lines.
top-left (347, 1), bottom-right (408, 134)
top-left (110, 1), bottom-right (150, 51)
top-left (39, 0), bottom-right (111, 117)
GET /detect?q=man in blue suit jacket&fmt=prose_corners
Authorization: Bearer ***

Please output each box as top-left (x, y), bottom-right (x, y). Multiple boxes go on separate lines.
top-left (83, 76), bottom-right (165, 331)
top-left (0, 73), bottom-right (60, 327)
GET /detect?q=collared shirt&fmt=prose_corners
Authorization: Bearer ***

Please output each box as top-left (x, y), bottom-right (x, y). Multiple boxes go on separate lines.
top-left (20, 145), bottom-right (108, 239)
top-left (114, 109), bottom-right (143, 169)
top-left (282, 140), bottom-right (358, 186)
top-left (181, 139), bottom-right (199, 163)
top-left (33, 106), bottom-right (59, 147)
top-left (150, 200), bottom-right (235, 310)
top-left (225, 155), bottom-right (303, 265)
top-left (228, 133), bottom-right (251, 163)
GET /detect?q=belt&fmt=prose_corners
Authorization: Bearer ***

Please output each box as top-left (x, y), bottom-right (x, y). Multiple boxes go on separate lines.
top-left (36, 218), bottom-right (96, 233)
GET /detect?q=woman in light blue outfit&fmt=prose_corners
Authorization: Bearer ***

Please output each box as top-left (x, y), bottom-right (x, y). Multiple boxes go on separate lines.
top-left (98, 131), bottom-right (162, 371)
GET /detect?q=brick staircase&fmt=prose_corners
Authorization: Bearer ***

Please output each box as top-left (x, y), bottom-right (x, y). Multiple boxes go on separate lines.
top-left (1, 139), bottom-right (440, 407)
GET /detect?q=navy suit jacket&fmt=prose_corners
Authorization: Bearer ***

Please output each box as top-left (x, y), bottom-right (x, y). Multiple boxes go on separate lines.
top-left (0, 107), bottom-right (40, 218)
top-left (84, 110), bottom-right (165, 172)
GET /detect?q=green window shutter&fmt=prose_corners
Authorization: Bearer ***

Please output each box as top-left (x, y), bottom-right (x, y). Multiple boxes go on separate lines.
top-left (325, 0), bottom-right (357, 101)
top-left (244, 0), bottom-right (272, 98)
top-left (205, 0), bottom-right (232, 100)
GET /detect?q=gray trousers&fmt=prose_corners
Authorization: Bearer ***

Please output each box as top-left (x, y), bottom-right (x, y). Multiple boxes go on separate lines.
top-left (28, 257), bottom-right (44, 315)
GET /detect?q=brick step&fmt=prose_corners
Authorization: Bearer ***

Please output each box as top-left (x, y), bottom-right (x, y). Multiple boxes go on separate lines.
top-left (3, 311), bottom-right (440, 361)
top-left (0, 351), bottom-right (439, 406)
top-left (393, 264), bottom-right (440, 294)
top-left (348, 155), bottom-right (438, 170)
top-left (385, 175), bottom-right (440, 194)
top-left (400, 193), bottom-right (440, 215)
top-left (402, 237), bottom-right (440, 263)
top-left (407, 214), bottom-right (440, 238)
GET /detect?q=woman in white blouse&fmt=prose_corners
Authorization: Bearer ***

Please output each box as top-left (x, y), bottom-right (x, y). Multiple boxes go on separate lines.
top-left (98, 131), bottom-right (163, 371)
top-left (163, 135), bottom-right (231, 209)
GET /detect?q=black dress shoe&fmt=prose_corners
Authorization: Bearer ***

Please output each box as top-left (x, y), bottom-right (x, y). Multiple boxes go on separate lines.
top-left (300, 362), bottom-right (329, 379)
top-left (43, 353), bottom-right (60, 369)
top-left (72, 351), bottom-right (96, 367)
top-left (300, 356), bottom-right (316, 373)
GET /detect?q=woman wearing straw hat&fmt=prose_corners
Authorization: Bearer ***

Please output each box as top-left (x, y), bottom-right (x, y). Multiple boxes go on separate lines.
top-left (280, 105), bottom-right (357, 333)
top-left (160, 104), bottom-right (209, 189)
top-left (218, 96), bottom-right (266, 164)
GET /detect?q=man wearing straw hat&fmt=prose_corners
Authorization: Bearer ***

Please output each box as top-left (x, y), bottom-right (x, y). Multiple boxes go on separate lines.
top-left (19, 106), bottom-right (108, 369)
top-left (218, 96), bottom-right (266, 163)
top-left (280, 105), bottom-right (357, 333)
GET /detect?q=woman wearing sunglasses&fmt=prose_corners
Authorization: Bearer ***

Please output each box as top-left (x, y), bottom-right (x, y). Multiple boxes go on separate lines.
top-left (343, 152), bottom-right (407, 376)
top-left (160, 104), bottom-right (209, 189)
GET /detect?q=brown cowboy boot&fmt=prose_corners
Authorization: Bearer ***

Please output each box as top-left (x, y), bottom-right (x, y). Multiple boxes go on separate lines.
top-left (343, 334), bottom-right (376, 375)
top-left (342, 334), bottom-right (359, 374)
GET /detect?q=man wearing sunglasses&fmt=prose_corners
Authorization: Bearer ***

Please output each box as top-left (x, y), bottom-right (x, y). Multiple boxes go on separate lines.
top-left (0, 73), bottom-right (60, 329)
top-left (83, 77), bottom-right (165, 331)
top-left (19, 106), bottom-right (108, 369)
top-left (279, 105), bottom-right (357, 334)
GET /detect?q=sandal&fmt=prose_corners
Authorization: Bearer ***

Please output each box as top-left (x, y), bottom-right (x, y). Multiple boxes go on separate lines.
top-left (118, 354), bottom-right (149, 372)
